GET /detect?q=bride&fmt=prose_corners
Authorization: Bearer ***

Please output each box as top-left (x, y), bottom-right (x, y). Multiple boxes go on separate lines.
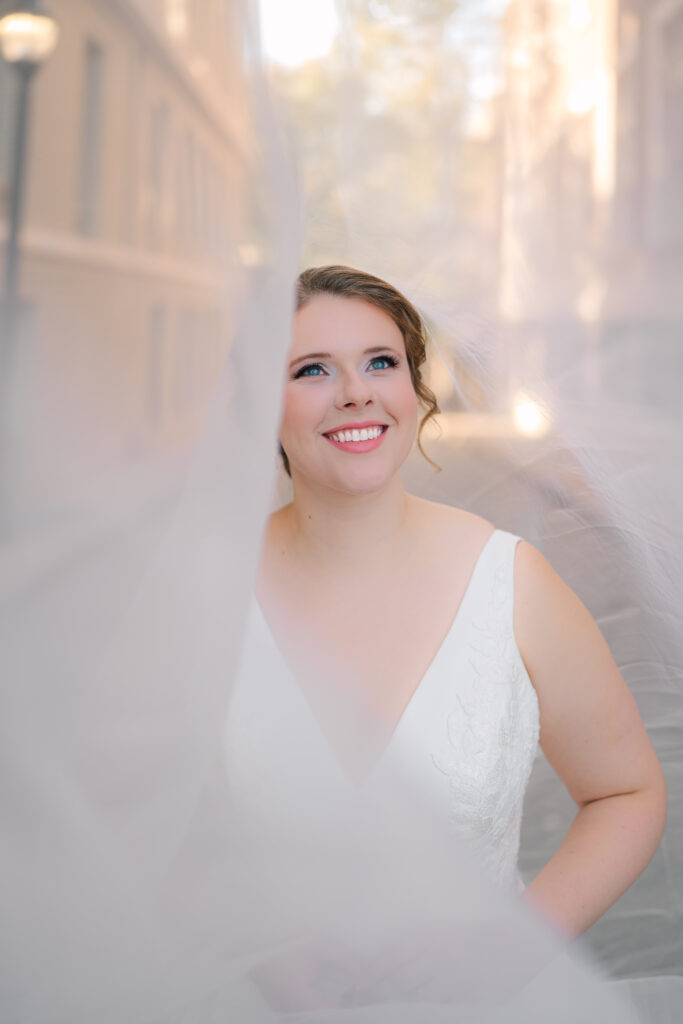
top-left (232, 263), bottom-right (667, 1008)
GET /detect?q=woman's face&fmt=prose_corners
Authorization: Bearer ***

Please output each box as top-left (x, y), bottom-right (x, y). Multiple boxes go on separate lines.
top-left (280, 294), bottom-right (419, 495)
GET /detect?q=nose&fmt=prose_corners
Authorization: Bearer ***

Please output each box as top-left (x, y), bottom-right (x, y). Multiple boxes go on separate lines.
top-left (335, 369), bottom-right (374, 410)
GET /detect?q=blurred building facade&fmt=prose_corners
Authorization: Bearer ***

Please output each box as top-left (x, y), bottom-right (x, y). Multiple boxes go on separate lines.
top-left (499, 0), bottom-right (683, 406)
top-left (499, 0), bottom-right (618, 318)
top-left (0, 0), bottom-right (247, 475)
top-left (610, 0), bottom-right (683, 395)
top-left (2, 0), bottom-right (680, 481)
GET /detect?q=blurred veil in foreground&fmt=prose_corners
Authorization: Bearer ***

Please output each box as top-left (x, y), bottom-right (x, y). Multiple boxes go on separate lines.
top-left (0, 0), bottom-right (681, 1021)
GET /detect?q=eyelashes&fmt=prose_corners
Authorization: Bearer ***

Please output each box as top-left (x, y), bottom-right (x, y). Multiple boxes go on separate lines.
top-left (368, 354), bottom-right (400, 371)
top-left (292, 354), bottom-right (400, 380)
top-left (293, 363), bottom-right (326, 379)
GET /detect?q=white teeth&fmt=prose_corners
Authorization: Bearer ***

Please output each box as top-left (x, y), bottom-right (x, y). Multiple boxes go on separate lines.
top-left (329, 426), bottom-right (385, 443)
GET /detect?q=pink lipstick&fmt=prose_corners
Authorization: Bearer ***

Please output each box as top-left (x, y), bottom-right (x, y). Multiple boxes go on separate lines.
top-left (323, 422), bottom-right (389, 454)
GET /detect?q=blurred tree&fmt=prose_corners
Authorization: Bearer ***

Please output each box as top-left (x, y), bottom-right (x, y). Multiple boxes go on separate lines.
top-left (267, 0), bottom-right (504, 313)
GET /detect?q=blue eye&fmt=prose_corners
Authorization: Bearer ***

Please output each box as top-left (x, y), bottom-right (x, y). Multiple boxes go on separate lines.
top-left (292, 355), bottom-right (399, 379)
top-left (368, 355), bottom-right (399, 371)
top-left (294, 363), bottom-right (327, 379)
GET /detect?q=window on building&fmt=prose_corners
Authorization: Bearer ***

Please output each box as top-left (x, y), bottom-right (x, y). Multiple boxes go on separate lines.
top-left (77, 39), bottom-right (105, 236)
top-left (647, 4), bottom-right (683, 247)
top-left (185, 131), bottom-right (198, 252)
top-left (173, 309), bottom-right (196, 413)
top-left (659, 7), bottom-right (683, 243)
top-left (198, 146), bottom-right (210, 256)
top-left (148, 102), bottom-right (169, 249)
top-left (173, 129), bottom-right (185, 252)
top-left (147, 305), bottom-right (167, 425)
top-left (173, 129), bottom-right (200, 258)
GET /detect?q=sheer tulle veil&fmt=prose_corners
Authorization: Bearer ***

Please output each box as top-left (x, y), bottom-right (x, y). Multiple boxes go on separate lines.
top-left (1, 0), bottom-right (681, 1020)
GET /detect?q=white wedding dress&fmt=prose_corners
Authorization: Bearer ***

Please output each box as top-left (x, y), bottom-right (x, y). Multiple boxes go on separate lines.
top-left (225, 529), bottom-right (539, 896)
top-left (4, 3), bottom-right (682, 1019)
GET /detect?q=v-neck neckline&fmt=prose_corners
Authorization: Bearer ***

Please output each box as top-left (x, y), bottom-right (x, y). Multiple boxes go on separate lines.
top-left (251, 528), bottom-right (499, 789)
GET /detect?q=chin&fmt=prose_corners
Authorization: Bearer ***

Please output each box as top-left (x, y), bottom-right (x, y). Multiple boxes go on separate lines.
top-left (332, 471), bottom-right (395, 496)
top-left (290, 434), bottom-right (415, 495)
top-left (325, 455), bottom-right (407, 496)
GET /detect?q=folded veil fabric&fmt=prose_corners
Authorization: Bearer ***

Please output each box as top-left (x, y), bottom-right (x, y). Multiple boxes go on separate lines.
top-left (1, 1), bottom-right (681, 1021)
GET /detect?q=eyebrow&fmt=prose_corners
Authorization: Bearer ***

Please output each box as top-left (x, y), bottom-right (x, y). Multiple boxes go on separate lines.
top-left (288, 346), bottom-right (401, 368)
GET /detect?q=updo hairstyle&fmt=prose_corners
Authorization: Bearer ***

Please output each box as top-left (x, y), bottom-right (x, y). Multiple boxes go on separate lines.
top-left (280, 264), bottom-right (440, 476)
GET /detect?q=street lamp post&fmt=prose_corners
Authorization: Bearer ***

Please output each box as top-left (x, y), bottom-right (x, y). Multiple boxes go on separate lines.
top-left (0, 0), bottom-right (58, 535)
top-left (0, 0), bottom-right (58, 355)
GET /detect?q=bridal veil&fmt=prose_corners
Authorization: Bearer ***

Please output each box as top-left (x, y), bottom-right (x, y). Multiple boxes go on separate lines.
top-left (1, 0), bottom-right (681, 1020)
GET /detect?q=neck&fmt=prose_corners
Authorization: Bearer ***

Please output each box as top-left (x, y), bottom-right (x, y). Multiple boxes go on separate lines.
top-left (283, 472), bottom-right (412, 569)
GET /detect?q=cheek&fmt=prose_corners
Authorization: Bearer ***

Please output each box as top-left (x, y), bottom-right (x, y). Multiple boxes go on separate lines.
top-left (280, 385), bottom-right (326, 439)
top-left (394, 377), bottom-right (420, 427)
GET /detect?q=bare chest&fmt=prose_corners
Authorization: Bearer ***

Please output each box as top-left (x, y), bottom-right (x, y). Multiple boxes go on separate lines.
top-left (270, 584), bottom-right (448, 708)
top-left (256, 546), bottom-right (487, 760)
top-left (254, 509), bottom-right (494, 780)
top-left (258, 581), bottom-right (461, 782)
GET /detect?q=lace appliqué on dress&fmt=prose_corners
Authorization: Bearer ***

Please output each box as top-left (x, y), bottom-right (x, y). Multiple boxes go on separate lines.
top-left (431, 541), bottom-right (540, 891)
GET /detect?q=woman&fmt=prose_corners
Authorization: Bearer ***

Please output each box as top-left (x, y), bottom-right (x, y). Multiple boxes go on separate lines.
top-left (227, 264), bottom-right (666, 1010)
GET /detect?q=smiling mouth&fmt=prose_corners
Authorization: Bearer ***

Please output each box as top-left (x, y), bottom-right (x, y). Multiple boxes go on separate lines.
top-left (323, 425), bottom-right (389, 452)
top-left (325, 425), bottom-right (387, 443)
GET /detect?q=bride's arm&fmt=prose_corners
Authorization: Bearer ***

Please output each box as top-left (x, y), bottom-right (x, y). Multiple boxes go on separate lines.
top-left (514, 541), bottom-right (667, 938)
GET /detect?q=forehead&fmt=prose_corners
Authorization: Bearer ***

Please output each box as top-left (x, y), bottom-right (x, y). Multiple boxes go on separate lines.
top-left (291, 294), bottom-right (405, 358)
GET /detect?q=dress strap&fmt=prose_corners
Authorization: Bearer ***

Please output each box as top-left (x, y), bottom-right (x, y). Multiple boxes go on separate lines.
top-left (467, 529), bottom-right (524, 640)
